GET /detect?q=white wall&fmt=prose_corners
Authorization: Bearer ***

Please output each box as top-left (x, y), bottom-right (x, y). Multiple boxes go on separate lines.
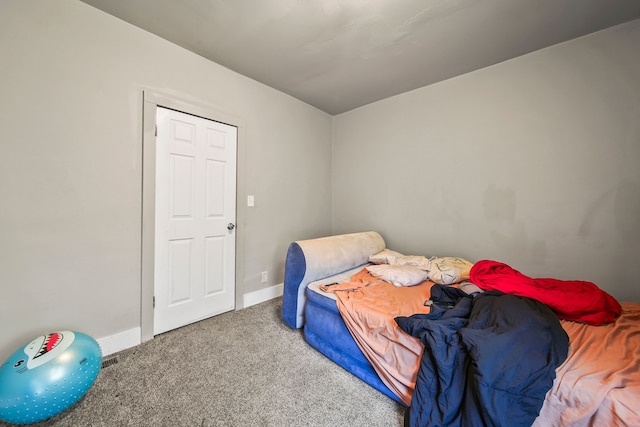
top-left (0, 1), bottom-right (332, 359)
top-left (332, 19), bottom-right (640, 302)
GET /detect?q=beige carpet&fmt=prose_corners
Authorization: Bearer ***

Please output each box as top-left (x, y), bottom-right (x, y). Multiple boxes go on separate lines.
top-left (0, 298), bottom-right (404, 427)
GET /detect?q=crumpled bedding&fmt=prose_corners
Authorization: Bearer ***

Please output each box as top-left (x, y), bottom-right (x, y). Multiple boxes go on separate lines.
top-left (396, 286), bottom-right (569, 427)
top-left (321, 268), bottom-right (640, 426)
top-left (320, 268), bottom-right (432, 405)
top-left (533, 301), bottom-right (640, 426)
top-left (470, 260), bottom-right (621, 325)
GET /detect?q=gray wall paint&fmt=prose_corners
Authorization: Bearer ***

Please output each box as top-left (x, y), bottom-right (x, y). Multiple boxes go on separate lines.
top-left (1, 1), bottom-right (638, 361)
top-left (0, 1), bottom-right (332, 359)
top-left (332, 19), bottom-right (640, 302)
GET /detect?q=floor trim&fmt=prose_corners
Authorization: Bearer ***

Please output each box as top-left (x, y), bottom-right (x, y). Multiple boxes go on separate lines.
top-left (97, 327), bottom-right (141, 357)
top-left (96, 286), bottom-right (283, 356)
top-left (243, 283), bottom-right (284, 308)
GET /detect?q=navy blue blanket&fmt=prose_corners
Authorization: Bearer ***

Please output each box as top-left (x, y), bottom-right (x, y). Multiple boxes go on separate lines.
top-left (396, 285), bottom-right (569, 427)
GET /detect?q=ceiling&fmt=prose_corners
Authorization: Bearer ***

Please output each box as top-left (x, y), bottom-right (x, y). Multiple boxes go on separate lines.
top-left (80, 0), bottom-right (640, 115)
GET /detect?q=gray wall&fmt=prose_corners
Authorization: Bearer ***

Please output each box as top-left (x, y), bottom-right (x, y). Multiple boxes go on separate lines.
top-left (0, 1), bottom-right (332, 359)
top-left (1, 1), bottom-right (638, 361)
top-left (332, 19), bottom-right (640, 302)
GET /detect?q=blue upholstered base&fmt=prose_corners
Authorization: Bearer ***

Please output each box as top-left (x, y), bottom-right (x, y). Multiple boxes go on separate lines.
top-left (280, 231), bottom-right (400, 404)
top-left (303, 286), bottom-right (405, 405)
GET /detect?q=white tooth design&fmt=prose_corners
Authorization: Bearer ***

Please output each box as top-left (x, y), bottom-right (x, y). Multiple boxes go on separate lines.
top-left (34, 333), bottom-right (63, 359)
top-left (24, 331), bottom-right (75, 370)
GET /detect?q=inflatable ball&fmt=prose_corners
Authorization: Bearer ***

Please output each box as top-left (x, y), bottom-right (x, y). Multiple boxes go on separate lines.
top-left (0, 331), bottom-right (102, 424)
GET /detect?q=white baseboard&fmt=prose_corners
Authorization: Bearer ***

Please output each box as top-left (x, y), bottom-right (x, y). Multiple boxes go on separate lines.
top-left (97, 327), bottom-right (141, 357)
top-left (96, 285), bottom-right (283, 357)
top-left (243, 283), bottom-right (283, 308)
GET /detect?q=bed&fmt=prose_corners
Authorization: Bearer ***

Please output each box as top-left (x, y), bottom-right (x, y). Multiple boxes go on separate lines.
top-left (281, 231), bottom-right (640, 426)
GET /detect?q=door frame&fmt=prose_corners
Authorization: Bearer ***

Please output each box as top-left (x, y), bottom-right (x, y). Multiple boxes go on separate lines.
top-left (141, 90), bottom-right (246, 342)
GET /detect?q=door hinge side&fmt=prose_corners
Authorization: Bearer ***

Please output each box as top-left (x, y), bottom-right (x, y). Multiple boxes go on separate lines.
top-left (155, 124), bottom-right (158, 136)
top-left (153, 296), bottom-right (155, 308)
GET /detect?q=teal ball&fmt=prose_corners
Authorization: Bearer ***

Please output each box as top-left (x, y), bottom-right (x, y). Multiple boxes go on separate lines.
top-left (0, 331), bottom-right (102, 424)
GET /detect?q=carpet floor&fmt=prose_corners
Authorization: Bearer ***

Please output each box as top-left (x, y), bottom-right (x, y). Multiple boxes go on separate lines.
top-left (1, 298), bottom-right (405, 427)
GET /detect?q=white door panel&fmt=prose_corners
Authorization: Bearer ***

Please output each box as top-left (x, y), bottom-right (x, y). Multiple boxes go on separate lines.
top-left (154, 107), bottom-right (236, 335)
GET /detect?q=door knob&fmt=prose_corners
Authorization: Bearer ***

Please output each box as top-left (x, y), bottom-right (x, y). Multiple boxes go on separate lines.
top-left (227, 223), bottom-right (236, 231)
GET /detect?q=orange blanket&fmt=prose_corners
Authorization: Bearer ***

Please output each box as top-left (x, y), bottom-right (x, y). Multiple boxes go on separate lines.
top-left (321, 268), bottom-right (433, 405)
top-left (533, 302), bottom-right (640, 426)
top-left (323, 270), bottom-right (640, 425)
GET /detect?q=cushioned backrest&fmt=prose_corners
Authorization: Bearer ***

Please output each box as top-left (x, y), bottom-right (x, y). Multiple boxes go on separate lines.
top-left (282, 231), bottom-right (385, 328)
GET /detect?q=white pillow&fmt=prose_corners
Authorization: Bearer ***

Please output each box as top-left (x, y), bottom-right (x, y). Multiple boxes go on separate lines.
top-left (427, 257), bottom-right (474, 285)
top-left (366, 264), bottom-right (429, 287)
top-left (368, 249), bottom-right (404, 265)
top-left (393, 255), bottom-right (431, 271)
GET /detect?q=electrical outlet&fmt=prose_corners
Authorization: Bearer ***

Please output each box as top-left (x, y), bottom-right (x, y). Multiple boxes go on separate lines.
top-left (261, 271), bottom-right (268, 283)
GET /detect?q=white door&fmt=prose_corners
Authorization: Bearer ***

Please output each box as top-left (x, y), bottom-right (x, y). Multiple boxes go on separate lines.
top-left (154, 106), bottom-right (237, 335)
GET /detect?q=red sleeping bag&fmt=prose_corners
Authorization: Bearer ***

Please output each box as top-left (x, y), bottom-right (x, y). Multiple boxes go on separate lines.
top-left (469, 260), bottom-right (621, 325)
